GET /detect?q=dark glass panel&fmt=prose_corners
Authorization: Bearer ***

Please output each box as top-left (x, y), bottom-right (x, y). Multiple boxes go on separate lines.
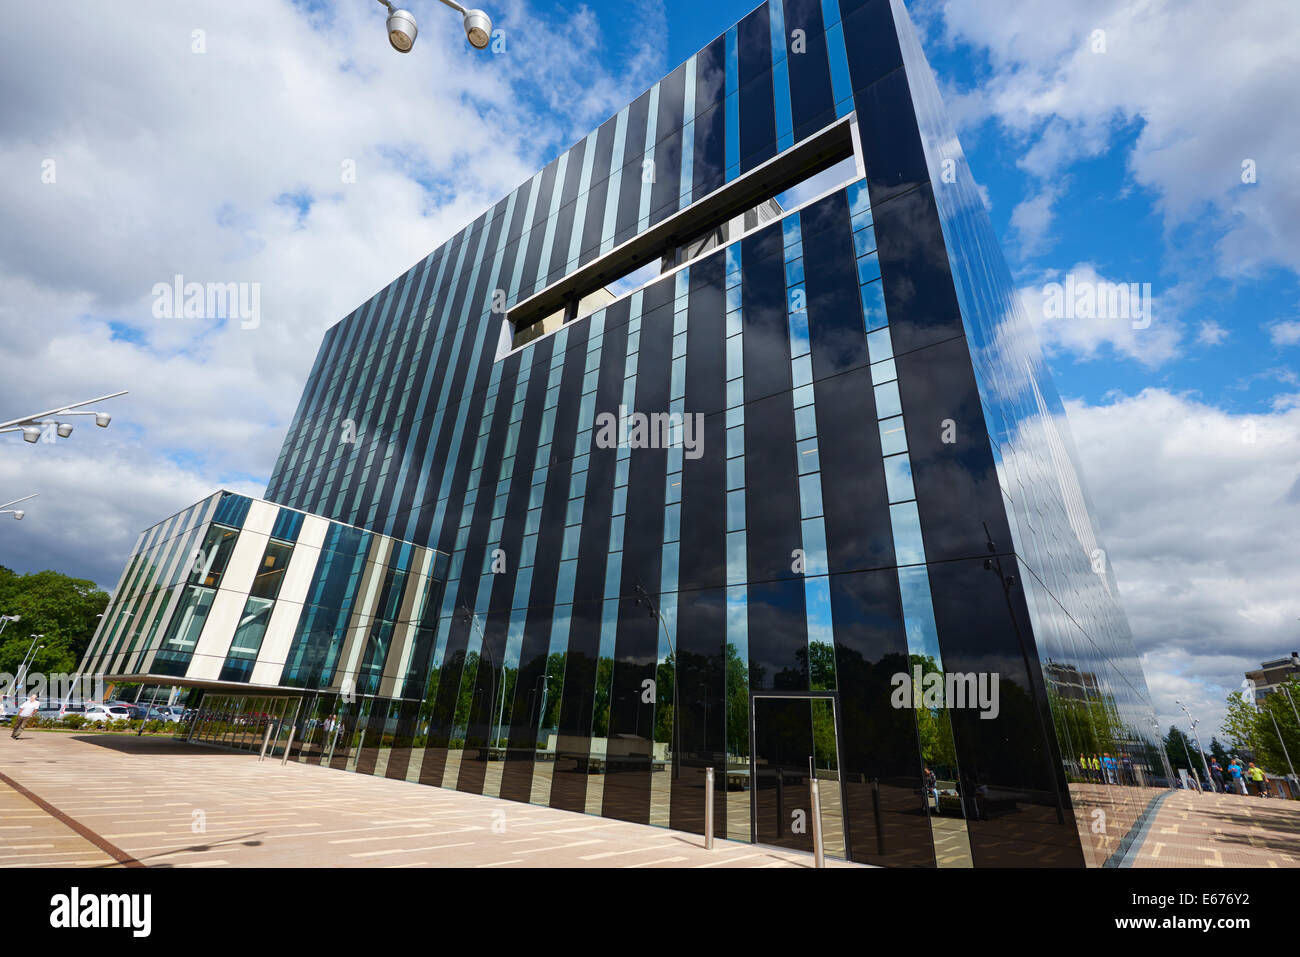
top-left (925, 556), bottom-right (1085, 867)
top-left (874, 184), bottom-right (966, 355)
top-left (736, 3), bottom-right (772, 86)
top-left (894, 335), bottom-right (1013, 563)
top-left (614, 89), bottom-right (653, 248)
top-left (551, 598), bottom-right (604, 812)
top-left (384, 700), bottom-right (421, 780)
top-left (601, 600), bottom-right (658, 824)
top-left (746, 578), bottom-right (808, 692)
top-left (811, 366), bottom-right (896, 573)
top-left (355, 697), bottom-right (390, 775)
top-left (803, 190), bottom-right (871, 378)
top-left (740, 223), bottom-right (793, 403)
top-left (853, 67), bottom-right (930, 207)
top-left (743, 392), bottom-right (802, 583)
top-left (782, 0), bottom-right (836, 141)
top-left (579, 116), bottom-right (620, 266)
top-left (738, 70), bottom-right (778, 174)
top-left (518, 159), bottom-right (559, 296)
top-left (841, 0), bottom-right (904, 95)
top-left (828, 568), bottom-right (935, 866)
top-left (669, 586), bottom-right (728, 835)
top-left (678, 414), bottom-right (726, 591)
top-left (751, 696), bottom-right (814, 850)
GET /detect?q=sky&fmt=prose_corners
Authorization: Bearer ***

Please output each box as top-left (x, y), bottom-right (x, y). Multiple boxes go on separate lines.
top-left (1, 0), bottom-right (1296, 743)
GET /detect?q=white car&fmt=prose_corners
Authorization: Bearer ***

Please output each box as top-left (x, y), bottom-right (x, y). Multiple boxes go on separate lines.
top-left (82, 704), bottom-right (134, 723)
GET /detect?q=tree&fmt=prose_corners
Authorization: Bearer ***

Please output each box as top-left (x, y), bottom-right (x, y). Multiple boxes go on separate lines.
top-left (1208, 736), bottom-right (1229, 765)
top-left (1222, 679), bottom-right (1300, 775)
top-left (1164, 724), bottom-right (1202, 771)
top-left (1221, 691), bottom-right (1258, 754)
top-left (0, 566), bottom-right (110, 682)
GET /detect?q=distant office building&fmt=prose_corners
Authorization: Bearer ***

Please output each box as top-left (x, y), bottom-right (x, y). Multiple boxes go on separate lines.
top-left (78, 0), bottom-right (1168, 866)
top-left (1246, 655), bottom-right (1300, 703)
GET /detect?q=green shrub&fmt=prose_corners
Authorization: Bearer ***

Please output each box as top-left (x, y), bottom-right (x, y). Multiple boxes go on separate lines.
top-left (62, 715), bottom-right (87, 730)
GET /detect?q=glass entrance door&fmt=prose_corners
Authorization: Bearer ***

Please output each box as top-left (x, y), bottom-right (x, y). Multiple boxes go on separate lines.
top-left (750, 693), bottom-right (847, 859)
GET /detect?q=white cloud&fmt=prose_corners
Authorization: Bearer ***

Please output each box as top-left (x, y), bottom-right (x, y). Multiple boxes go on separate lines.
top-left (1009, 183), bottom-right (1061, 255)
top-left (1269, 320), bottom-right (1300, 347)
top-left (1195, 321), bottom-right (1229, 346)
top-left (1019, 262), bottom-right (1178, 366)
top-left (931, 0), bottom-right (1300, 279)
top-left (1066, 388), bottom-right (1300, 736)
top-left (0, 0), bottom-right (668, 588)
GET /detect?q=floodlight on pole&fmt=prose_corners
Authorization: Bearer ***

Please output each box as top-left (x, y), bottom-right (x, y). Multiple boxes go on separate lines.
top-left (0, 392), bottom-right (127, 445)
top-left (0, 493), bottom-right (36, 521)
top-left (372, 0), bottom-right (493, 53)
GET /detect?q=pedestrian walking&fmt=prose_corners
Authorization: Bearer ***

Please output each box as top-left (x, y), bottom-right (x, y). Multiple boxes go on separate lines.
top-left (10, 693), bottom-right (41, 739)
top-left (1209, 758), bottom-right (1225, 793)
top-left (1228, 759), bottom-right (1247, 795)
top-left (1247, 762), bottom-right (1269, 797)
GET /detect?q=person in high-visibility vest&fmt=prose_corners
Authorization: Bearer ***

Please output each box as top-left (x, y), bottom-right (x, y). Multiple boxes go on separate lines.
top-left (1247, 762), bottom-right (1270, 798)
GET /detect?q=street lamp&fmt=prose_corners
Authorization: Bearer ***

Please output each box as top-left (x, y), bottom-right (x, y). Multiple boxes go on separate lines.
top-left (0, 614), bottom-right (19, 636)
top-left (1149, 717), bottom-right (1175, 787)
top-left (15, 635), bottom-right (46, 697)
top-left (0, 391), bottom-right (127, 445)
top-left (0, 494), bottom-right (36, 520)
top-left (1175, 699), bottom-right (1213, 789)
top-left (373, 0), bottom-right (493, 53)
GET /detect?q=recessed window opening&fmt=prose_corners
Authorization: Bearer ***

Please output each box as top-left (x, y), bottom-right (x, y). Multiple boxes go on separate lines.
top-left (505, 114), bottom-right (862, 353)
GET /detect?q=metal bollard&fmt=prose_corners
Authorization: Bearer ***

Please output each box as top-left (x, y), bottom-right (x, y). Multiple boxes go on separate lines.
top-left (259, 722), bottom-right (275, 761)
top-left (810, 775), bottom-right (825, 869)
top-left (704, 766), bottom-right (715, 850)
top-left (280, 725), bottom-right (297, 766)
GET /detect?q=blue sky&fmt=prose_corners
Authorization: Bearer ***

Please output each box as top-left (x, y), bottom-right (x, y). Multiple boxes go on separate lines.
top-left (1, 0), bottom-right (1297, 741)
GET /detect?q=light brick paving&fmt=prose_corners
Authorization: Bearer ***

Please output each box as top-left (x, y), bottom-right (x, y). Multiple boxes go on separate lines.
top-left (1129, 789), bottom-right (1300, 867)
top-left (0, 732), bottom-right (861, 868)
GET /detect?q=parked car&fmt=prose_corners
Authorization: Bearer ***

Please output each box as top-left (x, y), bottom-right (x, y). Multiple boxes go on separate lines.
top-left (82, 704), bottom-right (134, 723)
top-left (147, 706), bottom-right (184, 723)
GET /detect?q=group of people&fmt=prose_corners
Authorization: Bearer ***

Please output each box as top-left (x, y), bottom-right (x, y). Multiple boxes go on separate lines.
top-left (1077, 751), bottom-right (1138, 786)
top-left (1206, 757), bottom-right (1272, 797)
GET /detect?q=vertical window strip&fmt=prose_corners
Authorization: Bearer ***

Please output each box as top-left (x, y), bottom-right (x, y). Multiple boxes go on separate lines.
top-left (638, 83), bottom-right (660, 232)
top-left (587, 288), bottom-right (643, 814)
top-left (508, 170), bottom-right (545, 305)
top-left (600, 106), bottom-right (631, 255)
top-left (724, 243), bottom-right (746, 586)
top-left (533, 152), bottom-right (570, 299)
top-left (725, 582), bottom-right (750, 841)
top-left (411, 216), bottom-right (514, 546)
top-left (725, 26), bottom-right (740, 181)
top-left (649, 268), bottom-right (689, 826)
top-left (566, 129), bottom-right (601, 274)
top-left (528, 313), bottom-right (605, 805)
top-left (852, 179), bottom-right (973, 864)
top-left (825, 19), bottom-right (854, 117)
top-left (784, 212), bottom-right (836, 691)
top-left (679, 53), bottom-right (697, 211)
top-left (769, 0), bottom-right (794, 152)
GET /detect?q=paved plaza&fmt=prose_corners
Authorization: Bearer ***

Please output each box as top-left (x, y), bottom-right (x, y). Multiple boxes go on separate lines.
top-left (0, 732), bottom-right (858, 868)
top-left (1127, 787), bottom-right (1300, 867)
top-left (5, 732), bottom-right (1299, 868)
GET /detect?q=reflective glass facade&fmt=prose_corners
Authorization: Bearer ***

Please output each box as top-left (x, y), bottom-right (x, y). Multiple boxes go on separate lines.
top-left (79, 0), bottom-right (1168, 867)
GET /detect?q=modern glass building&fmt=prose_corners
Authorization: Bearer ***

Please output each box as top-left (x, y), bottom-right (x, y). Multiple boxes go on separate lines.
top-left (78, 0), bottom-right (1169, 867)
